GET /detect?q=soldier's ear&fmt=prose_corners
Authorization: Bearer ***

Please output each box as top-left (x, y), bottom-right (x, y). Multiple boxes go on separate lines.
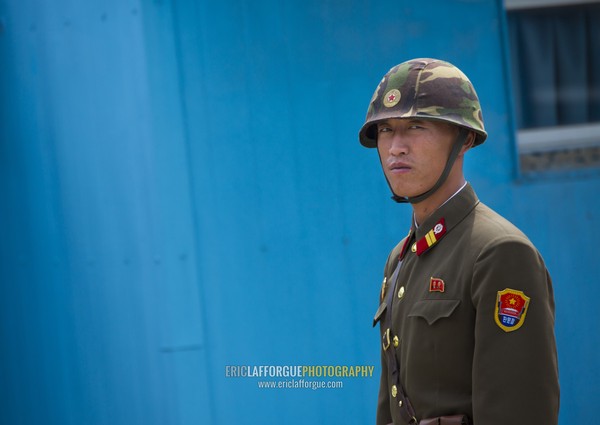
top-left (459, 131), bottom-right (476, 155)
top-left (461, 131), bottom-right (476, 153)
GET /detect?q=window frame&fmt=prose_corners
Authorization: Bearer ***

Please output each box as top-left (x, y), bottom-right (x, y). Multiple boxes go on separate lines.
top-left (518, 122), bottom-right (600, 154)
top-left (505, 0), bottom-right (600, 10)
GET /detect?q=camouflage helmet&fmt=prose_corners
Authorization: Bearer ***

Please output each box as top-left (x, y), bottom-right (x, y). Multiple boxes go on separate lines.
top-left (359, 58), bottom-right (487, 148)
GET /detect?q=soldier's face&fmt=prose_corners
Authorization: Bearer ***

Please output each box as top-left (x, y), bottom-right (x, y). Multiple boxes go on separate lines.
top-left (376, 118), bottom-right (458, 199)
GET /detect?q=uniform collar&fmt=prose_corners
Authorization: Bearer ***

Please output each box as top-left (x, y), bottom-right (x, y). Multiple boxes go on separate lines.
top-left (409, 183), bottom-right (479, 256)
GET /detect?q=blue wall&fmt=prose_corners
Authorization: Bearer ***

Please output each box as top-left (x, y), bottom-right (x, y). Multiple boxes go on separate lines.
top-left (0, 0), bottom-right (597, 423)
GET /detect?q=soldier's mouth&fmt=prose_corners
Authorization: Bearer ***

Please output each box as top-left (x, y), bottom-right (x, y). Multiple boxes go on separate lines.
top-left (389, 161), bottom-right (412, 173)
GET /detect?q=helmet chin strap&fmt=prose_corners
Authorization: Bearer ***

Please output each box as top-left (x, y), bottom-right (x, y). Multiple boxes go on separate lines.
top-left (387, 128), bottom-right (470, 204)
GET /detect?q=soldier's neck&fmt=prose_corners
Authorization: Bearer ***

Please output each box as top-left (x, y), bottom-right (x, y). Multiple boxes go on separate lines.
top-left (412, 176), bottom-right (467, 226)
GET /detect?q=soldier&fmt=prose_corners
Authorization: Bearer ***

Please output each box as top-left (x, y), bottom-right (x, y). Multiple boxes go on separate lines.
top-left (360, 58), bottom-right (559, 425)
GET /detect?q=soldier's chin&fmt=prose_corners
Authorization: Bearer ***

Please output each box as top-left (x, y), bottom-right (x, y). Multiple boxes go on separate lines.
top-left (391, 188), bottom-right (430, 203)
top-left (392, 189), bottom-right (420, 199)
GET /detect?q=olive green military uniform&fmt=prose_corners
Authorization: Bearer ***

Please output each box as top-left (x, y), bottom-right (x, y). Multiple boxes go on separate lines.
top-left (373, 184), bottom-right (559, 424)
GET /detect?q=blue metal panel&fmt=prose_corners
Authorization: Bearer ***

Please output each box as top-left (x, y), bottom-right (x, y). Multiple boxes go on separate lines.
top-left (0, 0), bottom-right (597, 424)
top-left (0, 1), bottom-right (210, 424)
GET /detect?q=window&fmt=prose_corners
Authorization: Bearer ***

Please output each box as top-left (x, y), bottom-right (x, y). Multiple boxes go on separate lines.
top-left (506, 0), bottom-right (600, 175)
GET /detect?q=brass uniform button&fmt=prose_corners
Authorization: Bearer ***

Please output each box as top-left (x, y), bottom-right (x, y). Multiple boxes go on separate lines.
top-left (391, 385), bottom-right (397, 398)
top-left (411, 243), bottom-right (417, 253)
top-left (398, 400), bottom-right (403, 407)
top-left (398, 286), bottom-right (405, 299)
top-left (393, 336), bottom-right (399, 347)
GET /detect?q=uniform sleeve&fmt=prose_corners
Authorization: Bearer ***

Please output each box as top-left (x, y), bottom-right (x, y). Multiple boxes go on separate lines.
top-left (376, 348), bottom-right (393, 425)
top-left (375, 246), bottom-right (402, 425)
top-left (471, 237), bottom-right (559, 425)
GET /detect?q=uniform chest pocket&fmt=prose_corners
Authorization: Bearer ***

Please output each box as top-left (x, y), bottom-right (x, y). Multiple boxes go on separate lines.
top-left (408, 299), bottom-right (461, 325)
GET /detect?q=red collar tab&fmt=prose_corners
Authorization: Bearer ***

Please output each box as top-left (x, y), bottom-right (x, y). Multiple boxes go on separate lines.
top-left (398, 231), bottom-right (413, 260)
top-left (416, 218), bottom-right (447, 256)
